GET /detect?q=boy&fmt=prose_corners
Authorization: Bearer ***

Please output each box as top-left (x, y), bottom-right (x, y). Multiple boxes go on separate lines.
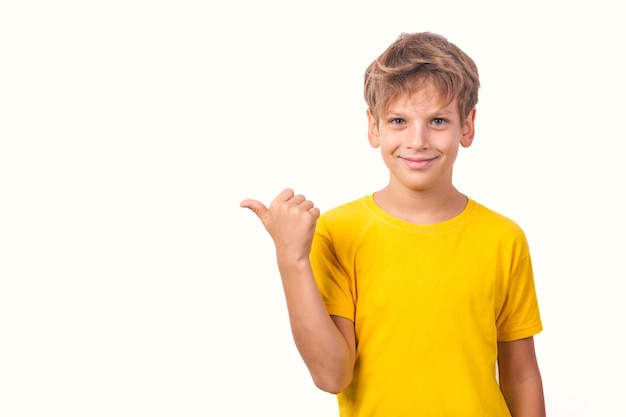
top-left (241, 32), bottom-right (545, 416)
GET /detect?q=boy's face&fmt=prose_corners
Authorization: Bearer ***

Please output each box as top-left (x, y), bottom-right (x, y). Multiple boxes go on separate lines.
top-left (367, 84), bottom-right (475, 195)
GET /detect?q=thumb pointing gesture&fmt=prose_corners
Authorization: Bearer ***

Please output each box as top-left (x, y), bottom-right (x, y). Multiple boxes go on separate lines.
top-left (240, 198), bottom-right (269, 222)
top-left (240, 188), bottom-right (320, 261)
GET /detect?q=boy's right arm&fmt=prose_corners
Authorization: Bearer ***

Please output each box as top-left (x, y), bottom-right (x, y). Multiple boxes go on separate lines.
top-left (240, 188), bottom-right (356, 394)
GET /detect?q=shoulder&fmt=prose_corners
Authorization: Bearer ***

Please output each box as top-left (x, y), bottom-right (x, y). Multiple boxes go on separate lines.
top-left (472, 202), bottom-right (528, 246)
top-left (315, 195), bottom-right (373, 243)
top-left (471, 200), bottom-right (525, 234)
top-left (320, 195), bottom-right (369, 221)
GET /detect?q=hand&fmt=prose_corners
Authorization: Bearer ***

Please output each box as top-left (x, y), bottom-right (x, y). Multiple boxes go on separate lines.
top-left (240, 188), bottom-right (321, 262)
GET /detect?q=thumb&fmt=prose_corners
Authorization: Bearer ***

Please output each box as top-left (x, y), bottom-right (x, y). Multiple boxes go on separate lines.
top-left (240, 198), bottom-right (269, 219)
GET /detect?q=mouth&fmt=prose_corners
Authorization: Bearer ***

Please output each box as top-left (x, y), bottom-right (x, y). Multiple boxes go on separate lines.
top-left (400, 156), bottom-right (437, 170)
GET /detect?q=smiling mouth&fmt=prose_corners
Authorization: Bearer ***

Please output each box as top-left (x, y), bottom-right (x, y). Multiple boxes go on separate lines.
top-left (400, 156), bottom-right (436, 170)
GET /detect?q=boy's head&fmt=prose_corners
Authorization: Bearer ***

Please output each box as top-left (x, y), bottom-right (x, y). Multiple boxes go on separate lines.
top-left (364, 32), bottom-right (479, 123)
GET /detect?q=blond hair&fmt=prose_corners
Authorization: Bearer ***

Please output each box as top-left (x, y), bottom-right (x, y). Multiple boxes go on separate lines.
top-left (364, 32), bottom-right (480, 122)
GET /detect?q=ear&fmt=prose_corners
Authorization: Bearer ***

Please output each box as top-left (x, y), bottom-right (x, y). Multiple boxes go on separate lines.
top-left (366, 109), bottom-right (380, 148)
top-left (460, 108), bottom-right (476, 148)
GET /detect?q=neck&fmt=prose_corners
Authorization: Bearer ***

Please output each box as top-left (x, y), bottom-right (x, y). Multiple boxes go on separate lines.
top-left (373, 185), bottom-right (467, 225)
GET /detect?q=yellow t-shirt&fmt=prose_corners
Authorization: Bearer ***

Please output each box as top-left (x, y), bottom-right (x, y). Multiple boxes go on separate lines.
top-left (310, 195), bottom-right (542, 417)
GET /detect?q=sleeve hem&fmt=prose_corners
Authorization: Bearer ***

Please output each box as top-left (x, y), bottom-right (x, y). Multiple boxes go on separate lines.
top-left (497, 323), bottom-right (543, 342)
top-left (325, 304), bottom-right (354, 322)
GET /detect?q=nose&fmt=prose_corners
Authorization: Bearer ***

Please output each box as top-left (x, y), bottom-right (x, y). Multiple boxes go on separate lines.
top-left (407, 123), bottom-right (428, 149)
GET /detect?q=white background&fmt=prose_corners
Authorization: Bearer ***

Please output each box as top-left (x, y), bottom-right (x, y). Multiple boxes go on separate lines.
top-left (1, 1), bottom-right (624, 416)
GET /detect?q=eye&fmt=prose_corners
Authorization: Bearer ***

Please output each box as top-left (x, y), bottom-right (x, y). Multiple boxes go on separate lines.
top-left (431, 118), bottom-right (446, 126)
top-left (389, 118), bottom-right (406, 125)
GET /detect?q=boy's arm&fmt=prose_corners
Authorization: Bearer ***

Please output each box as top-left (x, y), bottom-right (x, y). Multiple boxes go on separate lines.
top-left (241, 189), bottom-right (356, 393)
top-left (277, 257), bottom-right (356, 393)
top-left (498, 337), bottom-right (546, 417)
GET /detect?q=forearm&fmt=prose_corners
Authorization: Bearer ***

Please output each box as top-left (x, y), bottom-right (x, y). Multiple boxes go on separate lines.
top-left (278, 258), bottom-right (354, 393)
top-left (500, 372), bottom-right (546, 417)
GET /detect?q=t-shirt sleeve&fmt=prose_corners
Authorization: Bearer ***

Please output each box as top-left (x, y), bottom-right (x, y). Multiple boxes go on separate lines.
top-left (310, 217), bottom-right (356, 321)
top-left (496, 231), bottom-right (543, 342)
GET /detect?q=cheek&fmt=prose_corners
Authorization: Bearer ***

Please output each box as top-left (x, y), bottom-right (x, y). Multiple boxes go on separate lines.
top-left (444, 143), bottom-right (461, 161)
top-left (378, 134), bottom-right (404, 151)
top-left (380, 141), bottom-right (400, 156)
top-left (439, 135), bottom-right (462, 152)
